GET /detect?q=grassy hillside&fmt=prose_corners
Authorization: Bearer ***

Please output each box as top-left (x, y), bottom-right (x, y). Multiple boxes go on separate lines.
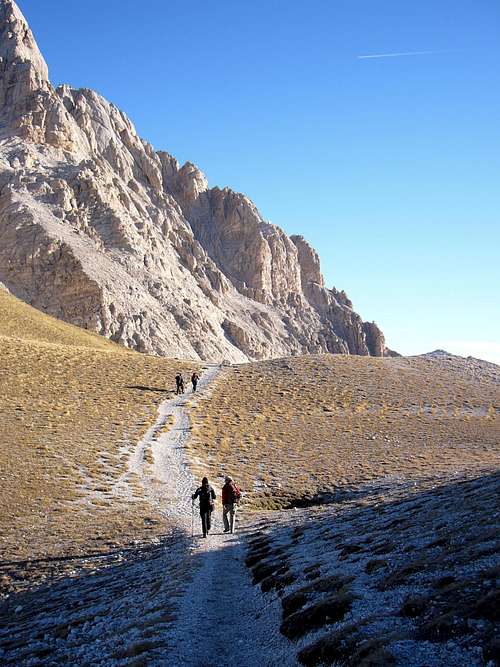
top-left (0, 288), bottom-right (118, 350)
top-left (189, 354), bottom-right (500, 508)
top-left (1, 288), bottom-right (498, 605)
top-left (0, 290), bottom-right (196, 574)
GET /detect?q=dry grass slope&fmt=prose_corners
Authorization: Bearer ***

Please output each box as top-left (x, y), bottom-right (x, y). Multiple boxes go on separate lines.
top-left (0, 290), bottom-right (196, 581)
top-left (189, 355), bottom-right (500, 508)
top-left (0, 289), bottom-right (118, 351)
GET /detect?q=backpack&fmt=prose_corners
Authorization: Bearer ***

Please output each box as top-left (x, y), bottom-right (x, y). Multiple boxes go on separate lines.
top-left (200, 485), bottom-right (215, 511)
top-left (231, 483), bottom-right (241, 503)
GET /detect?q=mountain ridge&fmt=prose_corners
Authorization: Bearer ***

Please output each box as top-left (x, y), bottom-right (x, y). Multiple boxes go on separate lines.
top-left (0, 0), bottom-right (386, 361)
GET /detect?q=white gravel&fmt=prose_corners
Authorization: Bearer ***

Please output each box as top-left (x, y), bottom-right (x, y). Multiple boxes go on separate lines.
top-left (165, 527), bottom-right (298, 667)
top-left (126, 362), bottom-right (222, 523)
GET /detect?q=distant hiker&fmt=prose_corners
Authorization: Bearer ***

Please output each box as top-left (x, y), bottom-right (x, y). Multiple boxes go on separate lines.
top-left (175, 372), bottom-right (185, 395)
top-left (191, 372), bottom-right (200, 392)
top-left (192, 476), bottom-right (216, 538)
top-left (222, 475), bottom-right (241, 534)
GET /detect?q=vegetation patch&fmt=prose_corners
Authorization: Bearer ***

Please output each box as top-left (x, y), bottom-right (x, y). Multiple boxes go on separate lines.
top-left (280, 589), bottom-right (354, 639)
top-left (281, 575), bottom-right (353, 618)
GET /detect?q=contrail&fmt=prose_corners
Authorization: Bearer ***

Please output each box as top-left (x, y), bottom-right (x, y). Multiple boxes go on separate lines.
top-left (357, 50), bottom-right (445, 59)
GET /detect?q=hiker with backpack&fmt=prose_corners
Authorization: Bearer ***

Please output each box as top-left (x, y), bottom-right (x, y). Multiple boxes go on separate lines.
top-left (191, 372), bottom-right (200, 392)
top-left (192, 476), bottom-right (216, 538)
top-left (222, 475), bottom-right (241, 534)
top-left (175, 372), bottom-right (185, 395)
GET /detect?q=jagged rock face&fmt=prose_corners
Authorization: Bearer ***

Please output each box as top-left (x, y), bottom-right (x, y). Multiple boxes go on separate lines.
top-left (0, 0), bottom-right (48, 117)
top-left (0, 0), bottom-right (386, 361)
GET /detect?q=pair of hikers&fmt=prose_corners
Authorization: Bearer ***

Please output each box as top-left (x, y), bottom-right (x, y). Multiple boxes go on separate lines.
top-left (191, 476), bottom-right (241, 537)
top-left (175, 372), bottom-right (199, 395)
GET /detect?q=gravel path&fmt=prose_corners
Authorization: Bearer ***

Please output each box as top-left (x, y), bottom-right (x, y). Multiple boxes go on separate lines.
top-left (126, 362), bottom-right (222, 523)
top-left (166, 525), bottom-right (297, 667)
top-left (152, 362), bottom-right (297, 665)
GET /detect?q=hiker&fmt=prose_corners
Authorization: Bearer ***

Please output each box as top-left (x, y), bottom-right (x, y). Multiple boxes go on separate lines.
top-left (192, 476), bottom-right (216, 538)
top-left (191, 372), bottom-right (200, 392)
top-left (222, 475), bottom-right (241, 534)
top-left (175, 372), bottom-right (185, 395)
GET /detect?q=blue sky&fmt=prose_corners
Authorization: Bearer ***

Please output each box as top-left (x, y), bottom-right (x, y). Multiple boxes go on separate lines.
top-left (20, 0), bottom-right (500, 362)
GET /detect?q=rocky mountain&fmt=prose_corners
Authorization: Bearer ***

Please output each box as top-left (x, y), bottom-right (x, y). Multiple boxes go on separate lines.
top-left (0, 0), bottom-right (386, 362)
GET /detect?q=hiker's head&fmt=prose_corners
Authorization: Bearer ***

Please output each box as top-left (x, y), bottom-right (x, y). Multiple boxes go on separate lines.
top-left (225, 475), bottom-right (233, 483)
top-left (202, 476), bottom-right (209, 486)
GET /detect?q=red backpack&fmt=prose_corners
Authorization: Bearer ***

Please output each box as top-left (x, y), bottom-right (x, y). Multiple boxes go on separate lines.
top-left (231, 482), bottom-right (241, 502)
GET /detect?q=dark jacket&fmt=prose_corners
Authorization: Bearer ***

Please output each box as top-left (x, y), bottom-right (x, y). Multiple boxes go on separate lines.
top-left (192, 485), bottom-right (216, 513)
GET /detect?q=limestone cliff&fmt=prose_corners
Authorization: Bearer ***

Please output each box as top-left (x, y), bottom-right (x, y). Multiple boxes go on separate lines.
top-left (0, 0), bottom-right (386, 361)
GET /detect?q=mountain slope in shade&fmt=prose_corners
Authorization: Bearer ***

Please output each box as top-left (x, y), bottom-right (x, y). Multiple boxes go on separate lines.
top-left (0, 0), bottom-right (386, 361)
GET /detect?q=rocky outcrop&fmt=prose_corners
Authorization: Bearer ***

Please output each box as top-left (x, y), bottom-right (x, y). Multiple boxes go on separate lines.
top-left (362, 321), bottom-right (386, 357)
top-left (0, 0), bottom-right (386, 361)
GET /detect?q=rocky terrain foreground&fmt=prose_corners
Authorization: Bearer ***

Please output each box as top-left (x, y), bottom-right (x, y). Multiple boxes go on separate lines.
top-left (0, 0), bottom-right (386, 363)
top-left (247, 471), bottom-right (500, 667)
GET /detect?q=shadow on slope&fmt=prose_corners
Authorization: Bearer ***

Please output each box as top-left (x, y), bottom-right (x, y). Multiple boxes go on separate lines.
top-left (1, 472), bottom-right (498, 666)
top-left (0, 529), bottom-right (194, 665)
top-left (126, 385), bottom-right (174, 394)
top-left (244, 471), bottom-right (500, 667)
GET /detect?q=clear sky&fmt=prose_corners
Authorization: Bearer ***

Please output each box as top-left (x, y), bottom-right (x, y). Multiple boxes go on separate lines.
top-left (19, 0), bottom-right (500, 362)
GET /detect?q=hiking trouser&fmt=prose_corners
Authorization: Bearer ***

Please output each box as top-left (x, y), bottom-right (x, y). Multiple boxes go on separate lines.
top-left (200, 510), bottom-right (212, 536)
top-left (223, 504), bottom-right (236, 533)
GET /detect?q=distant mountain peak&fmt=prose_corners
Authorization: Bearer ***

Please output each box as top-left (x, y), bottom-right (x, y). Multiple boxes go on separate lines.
top-left (426, 349), bottom-right (452, 357)
top-left (0, 0), bottom-right (49, 91)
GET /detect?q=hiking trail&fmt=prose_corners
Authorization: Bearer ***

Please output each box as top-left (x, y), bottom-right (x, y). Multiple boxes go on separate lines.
top-left (0, 364), bottom-right (296, 666)
top-left (139, 362), bottom-right (296, 665)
